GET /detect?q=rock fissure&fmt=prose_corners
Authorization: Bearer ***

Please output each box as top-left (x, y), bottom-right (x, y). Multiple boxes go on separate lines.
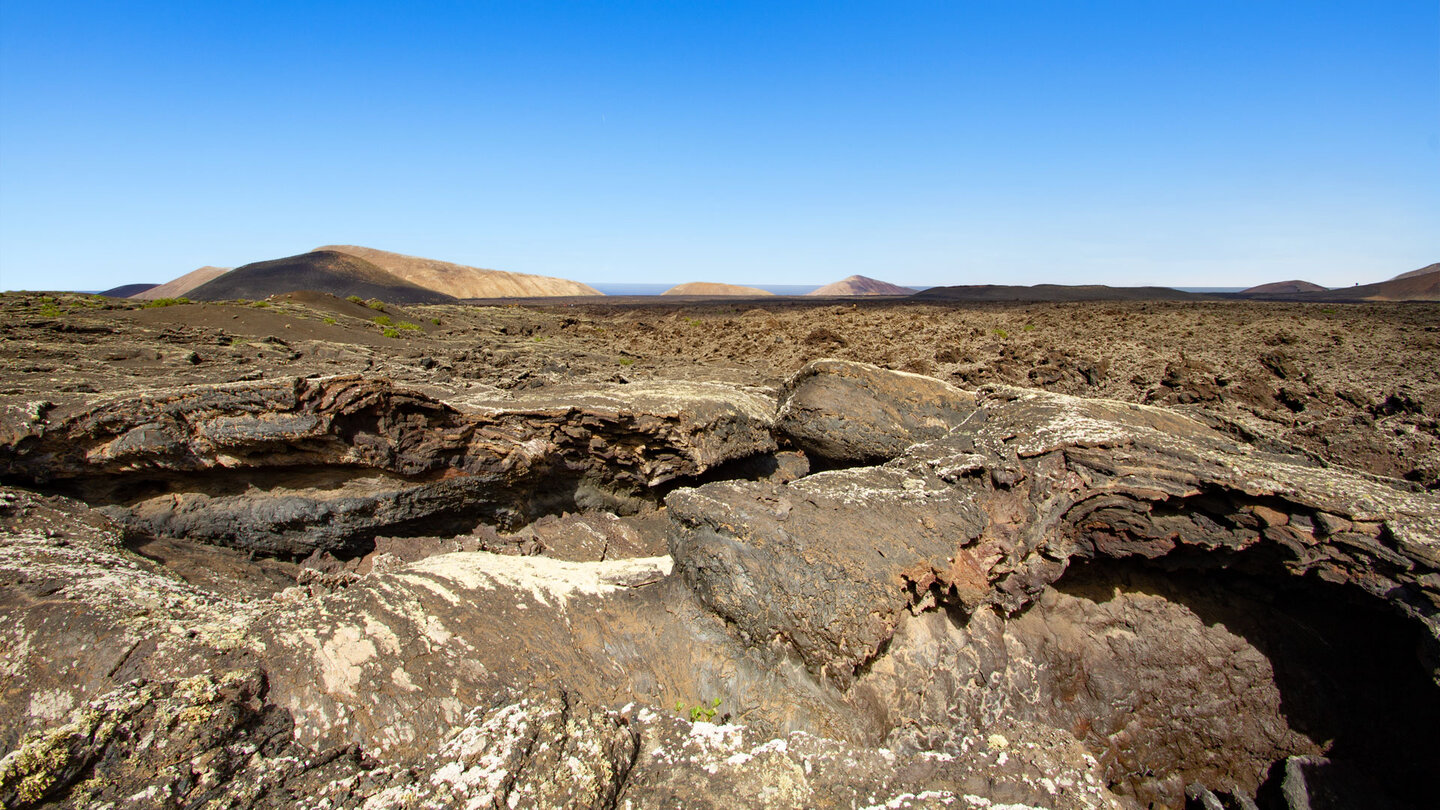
top-left (2, 353), bottom-right (1436, 809)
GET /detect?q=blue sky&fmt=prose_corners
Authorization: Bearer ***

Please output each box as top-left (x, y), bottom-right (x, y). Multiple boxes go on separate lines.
top-left (1, 1), bottom-right (1436, 291)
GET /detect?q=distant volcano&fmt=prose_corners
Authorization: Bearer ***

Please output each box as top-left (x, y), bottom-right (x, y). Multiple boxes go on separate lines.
top-left (807, 275), bottom-right (914, 296)
top-left (187, 250), bottom-right (456, 304)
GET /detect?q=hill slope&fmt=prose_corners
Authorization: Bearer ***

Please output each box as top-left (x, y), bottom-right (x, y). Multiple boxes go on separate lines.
top-left (1389, 263), bottom-right (1440, 282)
top-left (1310, 266), bottom-right (1439, 302)
top-left (187, 251), bottom-right (457, 304)
top-left (912, 284), bottom-right (1207, 302)
top-left (131, 267), bottom-right (230, 300)
top-left (1239, 280), bottom-right (1327, 295)
top-left (661, 282), bottom-right (775, 296)
top-left (99, 283), bottom-right (158, 298)
top-left (807, 275), bottom-right (914, 296)
top-left (317, 245), bottom-right (601, 298)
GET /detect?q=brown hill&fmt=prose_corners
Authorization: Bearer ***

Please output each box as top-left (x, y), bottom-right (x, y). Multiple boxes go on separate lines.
top-left (1313, 266), bottom-right (1439, 302)
top-left (807, 275), bottom-right (914, 296)
top-left (661, 282), bottom-right (775, 296)
top-left (1239, 264), bottom-right (1439, 302)
top-left (317, 245), bottom-right (601, 298)
top-left (1239, 280), bottom-right (1327, 295)
top-left (186, 251), bottom-right (456, 304)
top-left (1390, 263), bottom-right (1440, 281)
top-left (131, 267), bottom-right (230, 300)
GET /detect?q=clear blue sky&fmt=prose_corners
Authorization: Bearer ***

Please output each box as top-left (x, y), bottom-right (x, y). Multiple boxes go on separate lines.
top-left (1, 1), bottom-right (1436, 291)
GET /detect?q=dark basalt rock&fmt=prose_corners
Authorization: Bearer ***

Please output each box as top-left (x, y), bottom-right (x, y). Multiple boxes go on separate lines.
top-left (775, 358), bottom-right (978, 463)
top-left (1, 367), bottom-right (1436, 809)
top-left (1, 376), bottom-right (777, 556)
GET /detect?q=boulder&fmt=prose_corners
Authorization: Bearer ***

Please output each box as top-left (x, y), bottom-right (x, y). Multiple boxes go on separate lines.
top-left (775, 359), bottom-right (978, 463)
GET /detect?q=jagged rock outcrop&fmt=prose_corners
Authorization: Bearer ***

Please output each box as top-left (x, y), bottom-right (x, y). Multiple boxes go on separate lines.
top-left (676, 385), bottom-right (1440, 683)
top-left (0, 376), bottom-right (777, 555)
top-left (670, 382), bottom-right (1440, 807)
top-left (776, 359), bottom-right (979, 463)
top-left (2, 362), bottom-right (1436, 808)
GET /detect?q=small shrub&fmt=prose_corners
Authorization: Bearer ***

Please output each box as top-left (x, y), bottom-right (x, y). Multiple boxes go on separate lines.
top-left (1022, 324), bottom-right (1034, 332)
top-left (251, 300), bottom-right (270, 308)
top-left (382, 327), bottom-right (400, 338)
top-left (142, 297), bottom-right (190, 308)
top-left (618, 356), bottom-right (635, 367)
top-left (346, 295), bottom-right (365, 304)
top-left (430, 318), bottom-right (442, 326)
top-left (367, 300), bottom-right (386, 311)
top-left (396, 321), bottom-right (421, 331)
top-left (322, 317), bottom-right (337, 325)
top-left (373, 315), bottom-right (393, 326)
top-left (531, 336), bottom-right (544, 342)
top-left (994, 328), bottom-right (1008, 339)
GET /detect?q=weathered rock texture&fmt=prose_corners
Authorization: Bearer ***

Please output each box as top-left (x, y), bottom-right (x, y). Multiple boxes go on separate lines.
top-left (776, 358), bottom-right (979, 463)
top-left (1, 359), bottom-right (1436, 809)
top-left (1, 375), bottom-right (776, 556)
top-left (671, 379), bottom-right (1440, 807)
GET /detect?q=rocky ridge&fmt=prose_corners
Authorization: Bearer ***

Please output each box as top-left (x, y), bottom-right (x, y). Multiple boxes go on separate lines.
top-left (1, 356), bottom-right (1436, 808)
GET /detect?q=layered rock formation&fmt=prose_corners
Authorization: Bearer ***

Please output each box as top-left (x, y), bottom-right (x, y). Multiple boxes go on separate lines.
top-left (1, 359), bottom-right (1435, 808)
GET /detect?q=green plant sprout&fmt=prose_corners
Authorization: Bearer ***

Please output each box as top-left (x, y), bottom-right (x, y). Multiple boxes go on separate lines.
top-left (676, 697), bottom-right (722, 723)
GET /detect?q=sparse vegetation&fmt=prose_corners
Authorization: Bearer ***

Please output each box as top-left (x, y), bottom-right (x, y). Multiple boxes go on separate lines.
top-left (142, 297), bottom-right (191, 308)
top-left (618, 356), bottom-right (635, 366)
top-left (1023, 324), bottom-right (1035, 332)
top-left (431, 318), bottom-right (442, 326)
top-left (367, 300), bottom-right (387, 312)
top-left (373, 315), bottom-right (393, 326)
top-left (994, 328), bottom-right (1008, 339)
top-left (250, 300), bottom-right (270, 308)
top-left (676, 697), bottom-right (722, 723)
top-left (381, 327), bottom-right (400, 338)
top-left (396, 321), bottom-right (422, 331)
top-left (322, 317), bottom-right (337, 325)
top-left (346, 295), bottom-right (365, 304)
